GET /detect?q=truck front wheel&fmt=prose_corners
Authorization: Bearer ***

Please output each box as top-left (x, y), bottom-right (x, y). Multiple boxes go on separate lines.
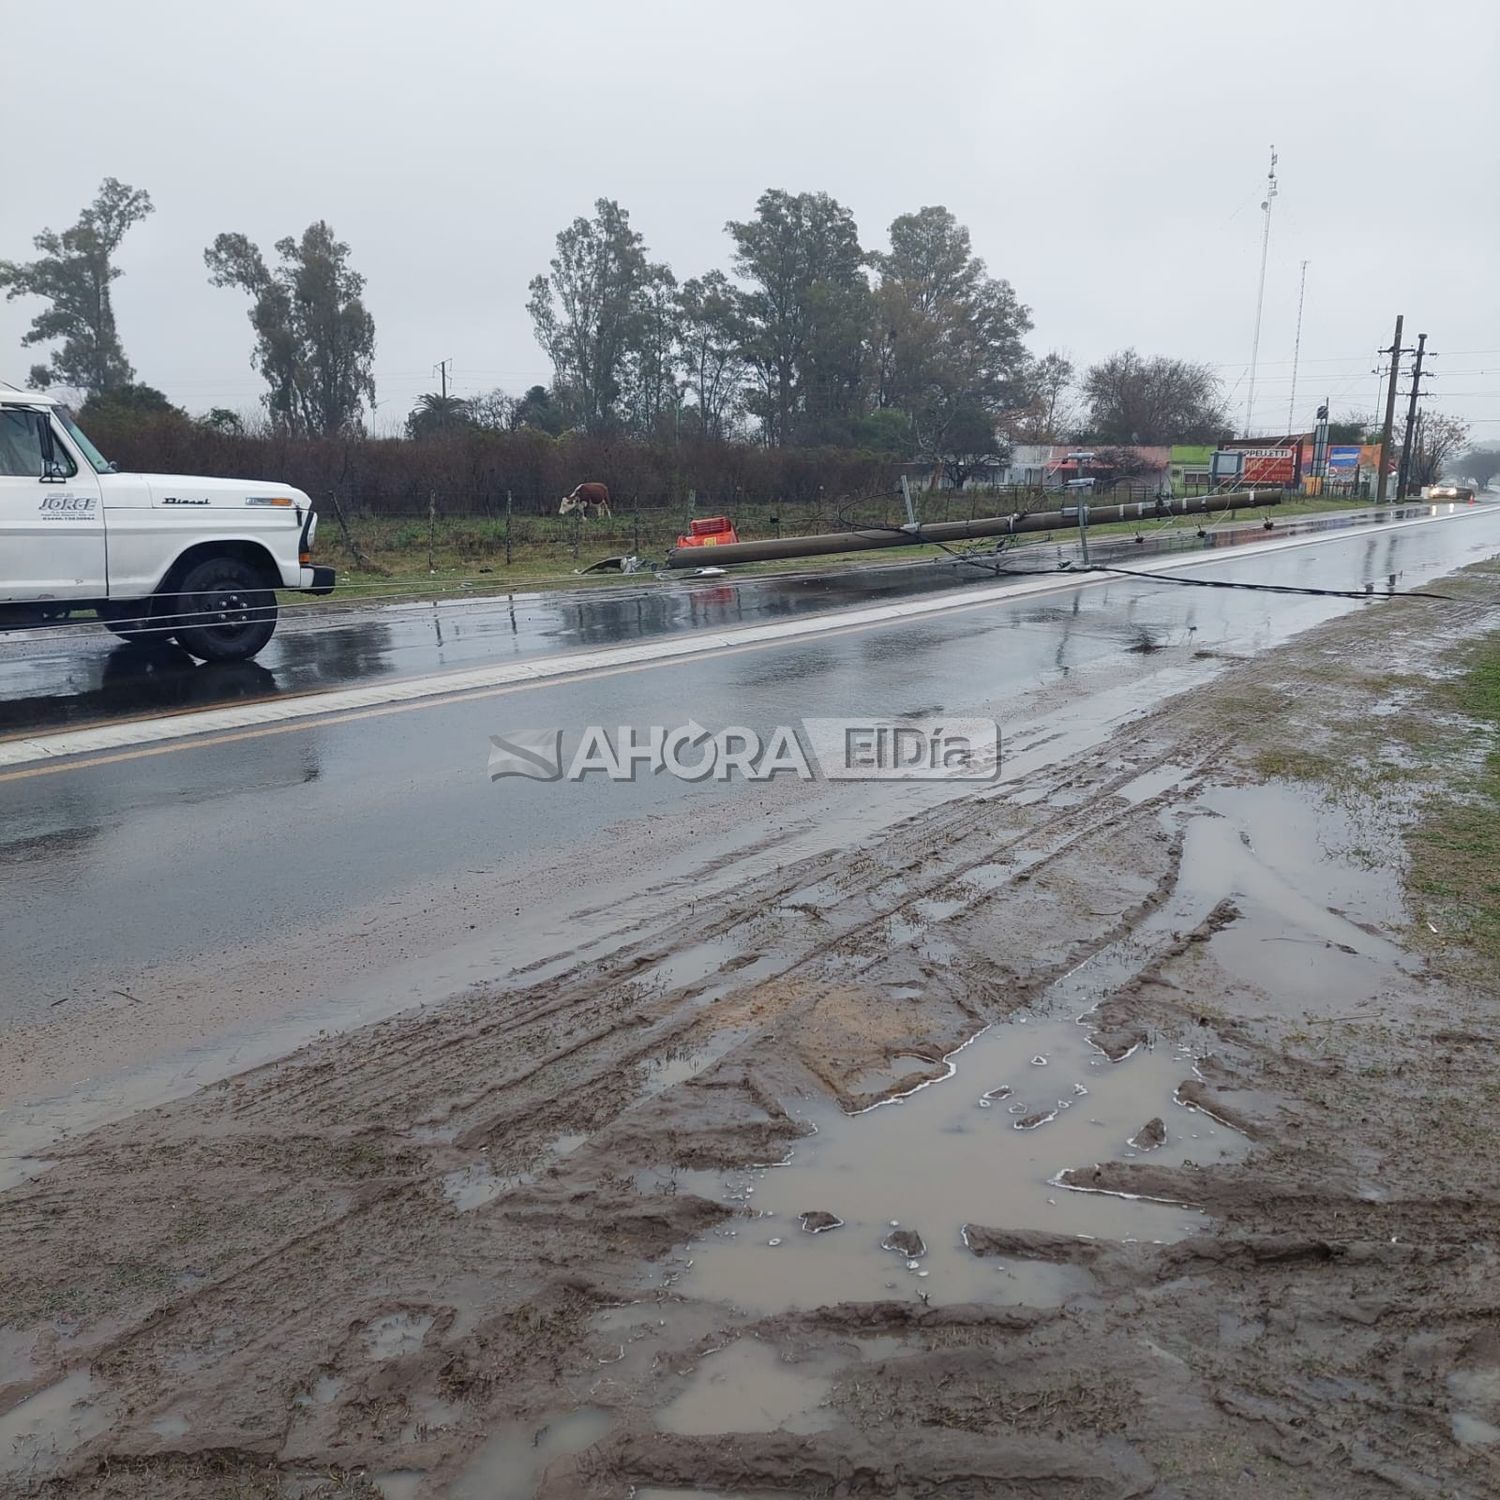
top-left (98, 600), bottom-right (171, 644)
top-left (172, 556), bottom-right (278, 663)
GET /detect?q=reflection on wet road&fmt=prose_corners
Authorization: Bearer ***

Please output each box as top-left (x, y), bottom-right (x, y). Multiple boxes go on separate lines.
top-left (1, 503), bottom-right (1498, 1142)
top-left (0, 503), bottom-right (1453, 737)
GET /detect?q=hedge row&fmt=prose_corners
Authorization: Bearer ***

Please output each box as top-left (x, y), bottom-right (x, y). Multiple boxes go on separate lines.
top-left (84, 416), bottom-right (904, 517)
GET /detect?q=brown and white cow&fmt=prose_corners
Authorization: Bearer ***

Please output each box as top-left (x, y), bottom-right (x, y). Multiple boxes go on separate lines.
top-left (558, 482), bottom-right (612, 518)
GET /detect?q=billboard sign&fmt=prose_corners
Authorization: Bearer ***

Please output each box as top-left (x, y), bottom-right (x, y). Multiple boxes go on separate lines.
top-left (1240, 447), bottom-right (1297, 485)
top-left (1326, 445), bottom-right (1360, 472)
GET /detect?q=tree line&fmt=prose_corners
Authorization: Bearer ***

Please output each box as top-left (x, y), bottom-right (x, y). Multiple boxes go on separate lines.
top-left (518, 193), bottom-right (1245, 455)
top-left (4, 179), bottom-right (1484, 486)
top-left (4, 179), bottom-right (1238, 456)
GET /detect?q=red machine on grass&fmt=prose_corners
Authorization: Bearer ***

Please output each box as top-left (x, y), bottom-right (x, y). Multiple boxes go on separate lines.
top-left (673, 515), bottom-right (740, 550)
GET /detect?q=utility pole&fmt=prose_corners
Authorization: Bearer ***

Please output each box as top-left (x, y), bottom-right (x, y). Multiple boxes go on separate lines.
top-left (1243, 145), bottom-right (1279, 437)
top-left (1396, 332), bottom-right (1428, 500)
top-left (1286, 259), bottom-right (1309, 434)
top-left (1375, 315), bottom-right (1404, 505)
top-left (1312, 398), bottom-right (1330, 483)
top-left (435, 358), bottom-right (452, 401)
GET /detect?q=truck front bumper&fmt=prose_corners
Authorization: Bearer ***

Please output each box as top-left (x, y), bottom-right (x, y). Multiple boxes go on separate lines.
top-left (299, 565), bottom-right (336, 596)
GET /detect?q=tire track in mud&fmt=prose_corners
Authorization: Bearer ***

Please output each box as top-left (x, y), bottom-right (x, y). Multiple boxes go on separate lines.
top-left (210, 727), bottom-right (1219, 1157)
top-left (1, 716), bottom-right (1231, 1485)
top-left (19, 571), bottom-right (1500, 1496)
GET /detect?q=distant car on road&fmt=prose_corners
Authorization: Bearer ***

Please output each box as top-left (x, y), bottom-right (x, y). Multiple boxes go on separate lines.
top-left (1427, 483), bottom-right (1476, 501)
top-left (0, 387), bottom-right (334, 661)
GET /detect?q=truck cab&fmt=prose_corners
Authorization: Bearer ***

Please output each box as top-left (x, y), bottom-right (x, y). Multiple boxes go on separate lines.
top-left (0, 388), bottom-right (333, 661)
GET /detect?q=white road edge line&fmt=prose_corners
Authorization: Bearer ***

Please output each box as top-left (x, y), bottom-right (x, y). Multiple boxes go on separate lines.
top-left (0, 509), bottom-right (1477, 769)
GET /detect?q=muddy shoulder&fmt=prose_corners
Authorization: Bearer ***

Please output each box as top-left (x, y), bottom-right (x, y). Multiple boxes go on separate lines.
top-left (6, 561), bottom-right (1500, 1498)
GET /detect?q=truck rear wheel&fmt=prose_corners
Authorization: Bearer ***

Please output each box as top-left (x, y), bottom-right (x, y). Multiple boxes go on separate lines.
top-left (172, 556), bottom-right (278, 663)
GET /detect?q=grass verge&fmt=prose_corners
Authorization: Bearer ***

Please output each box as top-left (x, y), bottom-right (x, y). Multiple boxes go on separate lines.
top-left (1218, 554), bottom-right (1500, 988)
top-left (1408, 636), bottom-right (1500, 974)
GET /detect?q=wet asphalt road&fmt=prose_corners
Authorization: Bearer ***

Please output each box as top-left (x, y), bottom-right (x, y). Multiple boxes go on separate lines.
top-left (2, 503), bottom-right (1499, 1032)
top-left (0, 504), bottom-right (1441, 737)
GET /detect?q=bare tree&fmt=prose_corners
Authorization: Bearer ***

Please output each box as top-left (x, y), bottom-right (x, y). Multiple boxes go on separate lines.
top-left (1081, 350), bottom-right (1229, 444)
top-left (1403, 412), bottom-right (1470, 487)
top-left (1005, 351), bottom-right (1074, 442)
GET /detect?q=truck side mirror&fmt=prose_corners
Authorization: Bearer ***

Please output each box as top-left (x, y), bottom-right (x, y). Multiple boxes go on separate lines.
top-left (37, 416), bottom-right (64, 481)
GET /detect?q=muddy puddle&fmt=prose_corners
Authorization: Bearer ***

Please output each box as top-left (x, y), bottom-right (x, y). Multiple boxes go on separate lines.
top-left (0, 1370), bottom-right (110, 1484)
top-left (657, 1337), bottom-right (834, 1435)
top-left (632, 1491), bottom-right (786, 1500)
top-left (440, 1132), bottom-right (588, 1209)
top-left (362, 1311), bottom-right (435, 1362)
top-left (639, 1028), bottom-right (755, 1093)
top-left (447, 1406), bottom-right (612, 1498)
top-left (630, 939), bottom-right (784, 1005)
top-left (1448, 1366), bottom-right (1500, 1447)
top-left (647, 1016), bottom-right (1245, 1313)
top-left (1189, 784), bottom-right (1415, 1018)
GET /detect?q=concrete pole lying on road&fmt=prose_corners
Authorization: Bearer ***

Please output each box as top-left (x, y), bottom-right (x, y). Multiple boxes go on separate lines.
top-left (664, 490), bottom-right (1284, 569)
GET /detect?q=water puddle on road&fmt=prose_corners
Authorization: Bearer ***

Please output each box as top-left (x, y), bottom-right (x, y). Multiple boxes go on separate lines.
top-left (656, 1017), bottom-right (1246, 1313)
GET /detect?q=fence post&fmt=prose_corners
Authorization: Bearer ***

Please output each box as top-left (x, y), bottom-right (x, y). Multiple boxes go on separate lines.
top-left (571, 505), bottom-right (580, 561)
top-left (327, 487), bottom-right (374, 571)
top-left (427, 489), bottom-right (437, 574)
top-left (505, 489), bottom-right (513, 568)
top-left (633, 501), bottom-right (640, 557)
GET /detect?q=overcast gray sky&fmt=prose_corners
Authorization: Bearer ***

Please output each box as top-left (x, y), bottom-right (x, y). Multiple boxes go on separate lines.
top-left (4, 0), bottom-right (1497, 438)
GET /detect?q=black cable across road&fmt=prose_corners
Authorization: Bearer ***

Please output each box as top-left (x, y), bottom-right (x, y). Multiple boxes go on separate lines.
top-left (1077, 564), bottom-right (1456, 602)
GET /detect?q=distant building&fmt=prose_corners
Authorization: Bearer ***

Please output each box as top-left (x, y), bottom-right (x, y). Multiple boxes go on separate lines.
top-left (1169, 445), bottom-right (1215, 493)
top-left (1004, 444), bottom-right (1170, 492)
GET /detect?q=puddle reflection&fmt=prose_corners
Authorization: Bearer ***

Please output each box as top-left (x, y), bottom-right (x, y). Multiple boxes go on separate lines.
top-left (653, 1017), bottom-right (1247, 1312)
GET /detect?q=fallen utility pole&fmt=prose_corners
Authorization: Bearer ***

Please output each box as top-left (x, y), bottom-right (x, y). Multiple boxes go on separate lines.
top-left (665, 490), bottom-right (1284, 569)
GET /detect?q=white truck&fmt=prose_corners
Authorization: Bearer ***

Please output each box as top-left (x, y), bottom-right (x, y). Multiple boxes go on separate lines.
top-left (0, 387), bottom-right (334, 662)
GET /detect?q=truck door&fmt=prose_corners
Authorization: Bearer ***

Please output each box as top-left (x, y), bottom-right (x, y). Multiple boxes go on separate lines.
top-left (0, 405), bottom-right (106, 601)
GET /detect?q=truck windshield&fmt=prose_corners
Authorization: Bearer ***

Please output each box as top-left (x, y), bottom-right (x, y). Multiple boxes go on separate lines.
top-left (57, 409), bottom-right (112, 474)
